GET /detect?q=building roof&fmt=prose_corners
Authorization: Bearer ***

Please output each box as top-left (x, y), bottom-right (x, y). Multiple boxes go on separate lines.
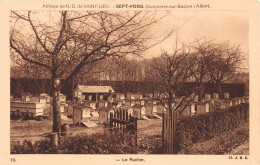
top-left (76, 85), bottom-right (115, 93)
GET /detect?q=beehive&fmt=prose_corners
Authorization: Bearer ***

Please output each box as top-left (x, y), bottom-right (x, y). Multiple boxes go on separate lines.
top-left (10, 101), bottom-right (44, 117)
top-left (124, 99), bottom-right (135, 107)
top-left (132, 105), bottom-right (146, 119)
top-left (30, 96), bottom-right (47, 104)
top-left (213, 93), bottom-right (219, 99)
top-left (99, 107), bottom-right (114, 123)
top-left (204, 94), bottom-right (211, 101)
top-left (98, 100), bottom-right (108, 108)
top-left (83, 101), bottom-right (97, 109)
top-left (73, 106), bottom-right (93, 125)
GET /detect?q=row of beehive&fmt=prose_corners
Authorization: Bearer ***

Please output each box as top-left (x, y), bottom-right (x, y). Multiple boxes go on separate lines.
top-left (70, 93), bottom-right (249, 124)
top-left (10, 93), bottom-right (67, 117)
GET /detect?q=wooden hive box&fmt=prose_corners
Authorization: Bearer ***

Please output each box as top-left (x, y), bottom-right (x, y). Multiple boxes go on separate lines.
top-left (83, 101), bottom-right (97, 110)
top-left (232, 98), bottom-right (241, 106)
top-left (124, 99), bottom-right (135, 107)
top-left (214, 99), bottom-right (227, 109)
top-left (21, 94), bottom-right (32, 102)
top-left (243, 96), bottom-right (249, 103)
top-left (73, 106), bottom-right (93, 125)
top-left (180, 104), bottom-right (191, 116)
top-left (145, 104), bottom-right (157, 116)
top-left (132, 105), bottom-right (146, 119)
top-left (197, 102), bottom-right (211, 114)
top-left (43, 103), bottom-right (52, 115)
top-left (146, 99), bottom-right (157, 105)
top-left (68, 102), bottom-right (79, 117)
top-left (213, 93), bottom-right (219, 100)
top-left (118, 105), bottom-right (133, 116)
top-left (126, 93), bottom-right (135, 100)
top-left (135, 99), bottom-right (145, 105)
top-left (60, 102), bottom-right (69, 114)
top-left (134, 93), bottom-right (143, 99)
top-left (39, 93), bottom-right (51, 103)
top-left (99, 107), bottom-right (114, 123)
top-left (59, 94), bottom-right (66, 102)
top-left (116, 101), bottom-right (123, 107)
top-left (156, 103), bottom-right (166, 115)
top-left (180, 102), bottom-right (197, 116)
top-left (205, 94), bottom-right (211, 101)
top-left (145, 104), bottom-right (153, 116)
top-left (116, 93), bottom-right (125, 100)
top-left (10, 101), bottom-right (44, 117)
top-left (30, 96), bottom-right (47, 104)
top-left (98, 100), bottom-right (108, 108)
top-left (224, 93), bottom-right (230, 99)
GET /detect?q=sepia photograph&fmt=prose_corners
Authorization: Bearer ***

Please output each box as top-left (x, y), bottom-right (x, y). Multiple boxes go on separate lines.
top-left (1, 0), bottom-right (260, 164)
top-left (9, 10), bottom-right (249, 155)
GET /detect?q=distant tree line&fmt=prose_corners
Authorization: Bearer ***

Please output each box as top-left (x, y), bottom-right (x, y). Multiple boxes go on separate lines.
top-left (11, 78), bottom-right (246, 99)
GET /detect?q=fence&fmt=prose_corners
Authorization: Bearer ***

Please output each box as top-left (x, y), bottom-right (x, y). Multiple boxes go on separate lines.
top-left (109, 108), bottom-right (138, 152)
top-left (109, 108), bottom-right (137, 133)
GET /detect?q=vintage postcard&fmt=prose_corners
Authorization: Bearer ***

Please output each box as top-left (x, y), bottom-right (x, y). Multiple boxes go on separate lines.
top-left (0, 0), bottom-right (259, 164)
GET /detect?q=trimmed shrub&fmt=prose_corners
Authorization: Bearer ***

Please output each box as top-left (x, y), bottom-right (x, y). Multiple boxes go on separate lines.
top-left (11, 131), bottom-right (137, 154)
top-left (180, 124), bottom-right (249, 154)
top-left (176, 103), bottom-right (249, 152)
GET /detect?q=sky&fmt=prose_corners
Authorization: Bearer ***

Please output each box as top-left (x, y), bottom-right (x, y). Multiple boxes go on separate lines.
top-left (10, 10), bottom-right (249, 68)
top-left (144, 11), bottom-right (249, 60)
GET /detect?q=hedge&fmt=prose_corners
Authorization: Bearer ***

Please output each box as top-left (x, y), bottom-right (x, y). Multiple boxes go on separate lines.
top-left (176, 103), bottom-right (249, 152)
top-left (181, 124), bottom-right (249, 154)
top-left (11, 131), bottom-right (137, 154)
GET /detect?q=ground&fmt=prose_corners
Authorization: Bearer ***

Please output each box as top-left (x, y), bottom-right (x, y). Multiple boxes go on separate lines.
top-left (10, 116), bottom-right (249, 154)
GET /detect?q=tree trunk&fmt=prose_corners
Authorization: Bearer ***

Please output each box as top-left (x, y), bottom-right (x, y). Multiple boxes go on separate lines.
top-left (198, 83), bottom-right (204, 102)
top-left (52, 82), bottom-right (61, 133)
top-left (217, 82), bottom-right (223, 99)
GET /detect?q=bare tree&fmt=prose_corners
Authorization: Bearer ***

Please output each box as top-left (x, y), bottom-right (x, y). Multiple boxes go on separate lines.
top-left (205, 41), bottom-right (244, 98)
top-left (189, 39), bottom-right (215, 101)
top-left (153, 45), bottom-right (196, 154)
top-left (10, 11), bottom-right (173, 132)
